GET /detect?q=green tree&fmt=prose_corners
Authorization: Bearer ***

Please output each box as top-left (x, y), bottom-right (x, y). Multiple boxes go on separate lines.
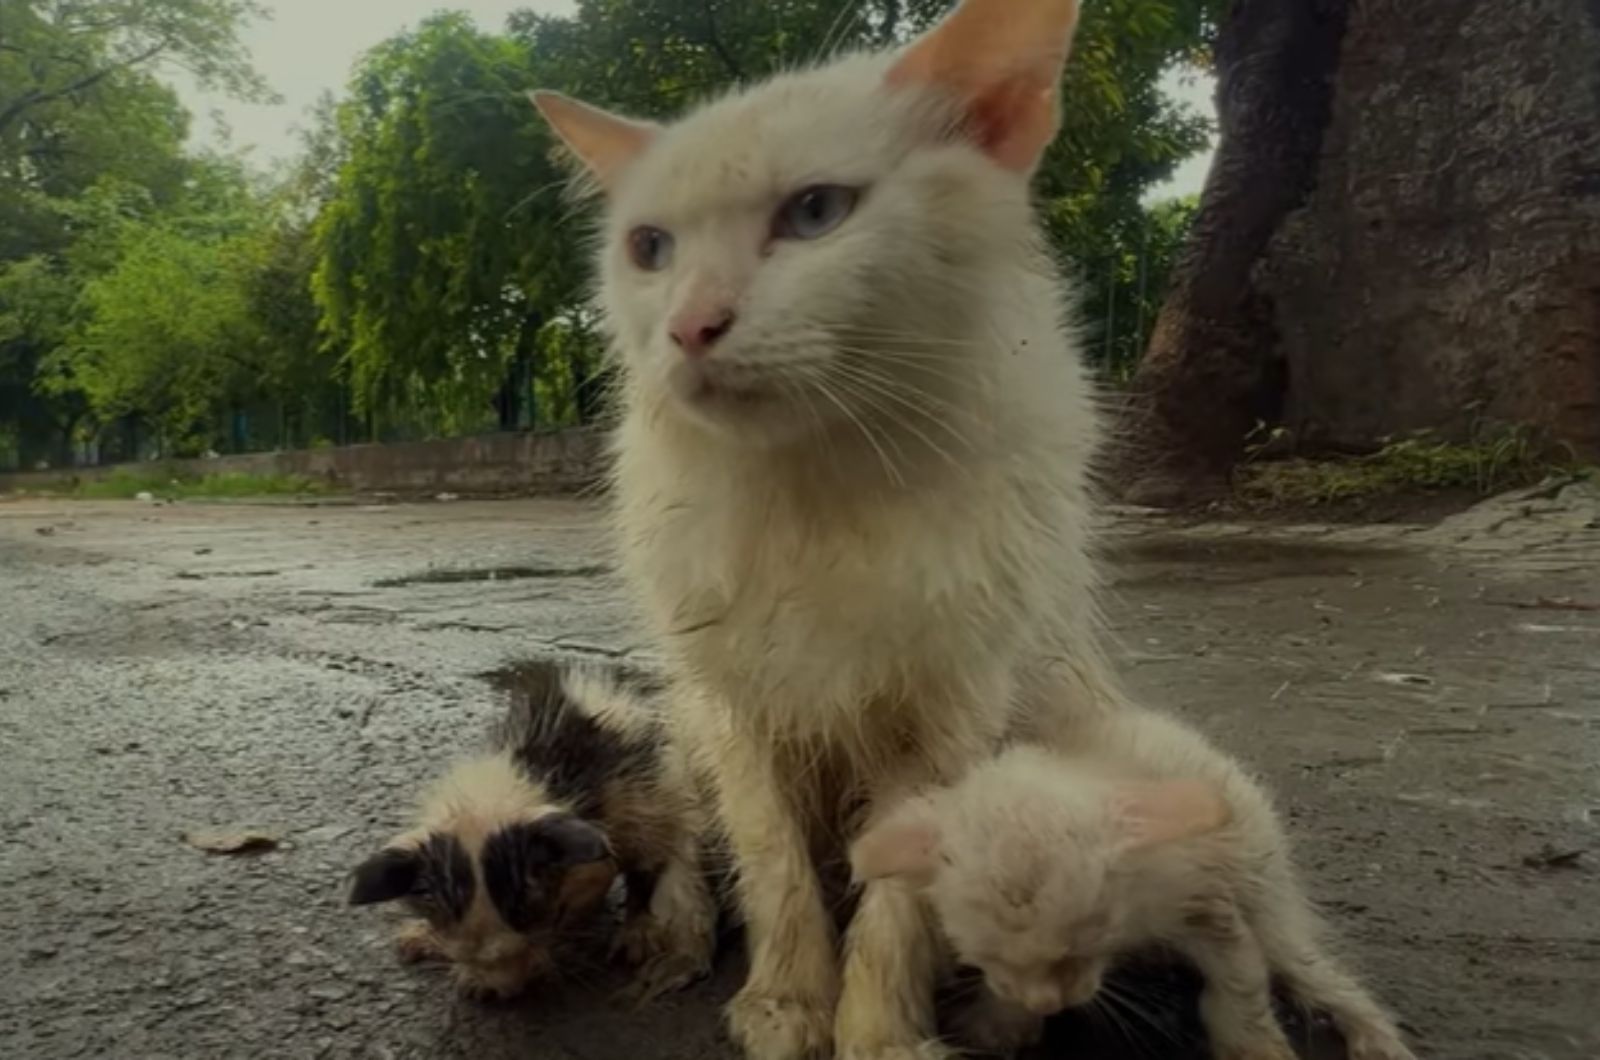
top-left (1079, 195), bottom-right (1198, 378)
top-left (0, 0), bottom-right (272, 465)
top-left (311, 0), bottom-right (1217, 442)
top-left (313, 14), bottom-right (589, 436)
top-left (41, 156), bottom-right (346, 456)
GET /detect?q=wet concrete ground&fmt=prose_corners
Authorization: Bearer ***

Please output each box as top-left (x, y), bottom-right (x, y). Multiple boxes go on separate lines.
top-left (2, 487), bottom-right (1597, 1060)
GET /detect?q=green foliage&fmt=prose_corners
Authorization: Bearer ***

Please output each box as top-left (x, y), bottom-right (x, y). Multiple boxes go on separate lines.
top-left (4, 0), bottom-right (1217, 468)
top-left (71, 467), bottom-right (328, 500)
top-left (1081, 195), bottom-right (1197, 378)
top-left (313, 0), bottom-right (1216, 432)
top-left (313, 14), bottom-right (582, 430)
top-left (30, 154), bottom-right (343, 457)
top-left (0, 0), bottom-right (273, 466)
top-left (1235, 427), bottom-right (1580, 508)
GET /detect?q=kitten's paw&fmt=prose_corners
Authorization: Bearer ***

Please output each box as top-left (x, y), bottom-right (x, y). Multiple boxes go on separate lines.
top-left (726, 990), bottom-right (834, 1060)
top-left (451, 952), bottom-right (547, 1003)
top-left (392, 920), bottom-right (447, 964)
top-left (950, 991), bottom-right (1043, 1052)
top-left (611, 909), bottom-right (714, 1005)
top-left (1216, 1042), bottom-right (1297, 1060)
top-left (452, 968), bottom-right (526, 1003)
top-left (617, 949), bottom-right (713, 1006)
top-left (1346, 1029), bottom-right (1418, 1060)
top-left (612, 911), bottom-right (669, 967)
top-left (836, 1040), bottom-right (959, 1060)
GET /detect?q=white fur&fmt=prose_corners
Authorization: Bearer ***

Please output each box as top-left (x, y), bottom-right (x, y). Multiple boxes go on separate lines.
top-left (869, 709), bottom-right (1417, 1060)
top-left (585, 36), bottom-right (1120, 1060)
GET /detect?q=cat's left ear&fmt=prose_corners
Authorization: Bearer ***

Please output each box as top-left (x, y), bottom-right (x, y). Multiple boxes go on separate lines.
top-left (887, 0), bottom-right (1080, 174)
top-left (1114, 779), bottom-right (1231, 851)
top-left (850, 798), bottom-right (943, 888)
top-left (528, 90), bottom-right (658, 189)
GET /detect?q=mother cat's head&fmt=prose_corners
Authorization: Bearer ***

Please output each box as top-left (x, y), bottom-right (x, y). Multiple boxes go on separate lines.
top-left (532, 0), bottom-right (1082, 447)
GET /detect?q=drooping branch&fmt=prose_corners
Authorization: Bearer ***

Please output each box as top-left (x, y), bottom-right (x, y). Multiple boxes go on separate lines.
top-left (0, 39), bottom-right (170, 137)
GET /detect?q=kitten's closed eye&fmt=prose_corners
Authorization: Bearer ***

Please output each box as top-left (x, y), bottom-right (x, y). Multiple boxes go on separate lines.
top-left (773, 184), bottom-right (860, 240)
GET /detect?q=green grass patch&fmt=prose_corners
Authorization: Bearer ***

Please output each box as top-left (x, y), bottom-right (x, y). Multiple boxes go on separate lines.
top-left (1236, 427), bottom-right (1589, 508)
top-left (71, 467), bottom-right (330, 500)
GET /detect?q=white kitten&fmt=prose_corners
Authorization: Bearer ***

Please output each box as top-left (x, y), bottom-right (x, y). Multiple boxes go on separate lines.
top-left (532, 2), bottom-right (1122, 1057)
top-left (853, 710), bottom-right (1417, 1060)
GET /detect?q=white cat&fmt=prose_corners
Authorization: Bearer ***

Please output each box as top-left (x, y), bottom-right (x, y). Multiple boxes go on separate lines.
top-left (852, 708), bottom-right (1417, 1060)
top-left (532, 1), bottom-right (1118, 1057)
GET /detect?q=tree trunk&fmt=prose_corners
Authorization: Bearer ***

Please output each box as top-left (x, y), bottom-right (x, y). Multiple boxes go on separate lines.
top-left (1123, 0), bottom-right (1600, 503)
top-left (497, 311), bottom-right (543, 431)
top-left (1118, 0), bottom-right (1350, 503)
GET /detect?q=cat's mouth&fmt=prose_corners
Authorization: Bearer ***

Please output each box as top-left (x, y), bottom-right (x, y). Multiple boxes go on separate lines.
top-left (668, 362), bottom-right (775, 410)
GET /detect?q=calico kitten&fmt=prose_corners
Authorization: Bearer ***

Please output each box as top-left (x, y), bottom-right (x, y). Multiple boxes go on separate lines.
top-left (853, 710), bottom-right (1417, 1060)
top-left (529, 1), bottom-right (1121, 1055)
top-left (348, 660), bottom-right (715, 1002)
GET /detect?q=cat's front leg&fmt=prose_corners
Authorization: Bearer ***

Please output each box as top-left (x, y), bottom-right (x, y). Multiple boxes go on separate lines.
top-left (833, 877), bottom-right (954, 1060)
top-left (716, 734), bottom-right (837, 1060)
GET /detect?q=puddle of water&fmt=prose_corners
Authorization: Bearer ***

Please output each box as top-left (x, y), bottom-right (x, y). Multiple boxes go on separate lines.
top-left (373, 563), bottom-right (608, 588)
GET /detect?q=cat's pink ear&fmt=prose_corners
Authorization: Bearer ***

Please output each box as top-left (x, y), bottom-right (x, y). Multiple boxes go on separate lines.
top-left (1115, 779), bottom-right (1230, 850)
top-left (850, 800), bottom-right (943, 887)
top-left (528, 90), bottom-right (658, 188)
top-left (886, 0), bottom-right (1080, 173)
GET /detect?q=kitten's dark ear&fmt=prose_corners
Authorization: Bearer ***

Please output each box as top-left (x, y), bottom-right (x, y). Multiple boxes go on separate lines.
top-left (528, 813), bottom-right (612, 866)
top-left (887, 0), bottom-right (1080, 174)
top-left (348, 847), bottom-right (421, 906)
top-left (515, 815), bottom-right (617, 920)
top-left (528, 90), bottom-right (658, 189)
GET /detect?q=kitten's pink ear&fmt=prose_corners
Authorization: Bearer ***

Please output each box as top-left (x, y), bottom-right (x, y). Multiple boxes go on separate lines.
top-left (528, 90), bottom-right (658, 188)
top-left (887, 0), bottom-right (1080, 174)
top-left (850, 800), bottom-right (943, 887)
top-left (1115, 780), bottom-right (1231, 851)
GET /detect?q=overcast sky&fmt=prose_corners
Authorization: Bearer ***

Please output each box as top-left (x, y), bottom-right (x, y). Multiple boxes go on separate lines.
top-left (175, 0), bottom-right (1214, 199)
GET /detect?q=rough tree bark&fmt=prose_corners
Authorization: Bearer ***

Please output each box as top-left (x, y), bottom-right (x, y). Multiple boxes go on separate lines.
top-left (1122, 0), bottom-right (1600, 503)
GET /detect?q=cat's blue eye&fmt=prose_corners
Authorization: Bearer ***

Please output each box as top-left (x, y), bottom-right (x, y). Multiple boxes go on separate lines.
top-left (775, 184), bottom-right (859, 241)
top-left (627, 225), bottom-right (674, 271)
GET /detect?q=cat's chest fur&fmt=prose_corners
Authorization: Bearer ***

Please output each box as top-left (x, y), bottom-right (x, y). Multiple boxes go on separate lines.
top-left (617, 447), bottom-right (1048, 729)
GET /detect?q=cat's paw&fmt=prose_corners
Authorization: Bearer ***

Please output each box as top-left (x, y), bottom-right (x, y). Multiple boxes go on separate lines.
top-left (950, 991), bottom-right (1044, 1052)
top-left (726, 989), bottom-right (834, 1060)
top-left (836, 1041), bottom-right (959, 1060)
top-left (392, 919), bottom-right (447, 964)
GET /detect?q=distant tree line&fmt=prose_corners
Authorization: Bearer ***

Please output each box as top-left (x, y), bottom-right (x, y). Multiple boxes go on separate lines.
top-left (0, 0), bottom-right (1218, 470)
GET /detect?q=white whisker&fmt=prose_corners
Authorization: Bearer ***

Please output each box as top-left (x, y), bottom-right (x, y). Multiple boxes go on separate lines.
top-left (803, 372), bottom-right (905, 488)
top-left (822, 369), bottom-right (969, 480)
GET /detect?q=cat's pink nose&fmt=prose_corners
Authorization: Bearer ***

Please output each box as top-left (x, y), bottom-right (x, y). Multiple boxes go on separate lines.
top-left (668, 307), bottom-right (735, 358)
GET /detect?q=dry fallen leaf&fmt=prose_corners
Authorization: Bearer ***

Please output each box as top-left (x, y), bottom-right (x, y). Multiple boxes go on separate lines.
top-left (182, 828), bottom-right (282, 855)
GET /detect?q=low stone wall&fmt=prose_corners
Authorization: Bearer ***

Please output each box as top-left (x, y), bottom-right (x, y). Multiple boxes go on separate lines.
top-left (0, 428), bottom-right (607, 496)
